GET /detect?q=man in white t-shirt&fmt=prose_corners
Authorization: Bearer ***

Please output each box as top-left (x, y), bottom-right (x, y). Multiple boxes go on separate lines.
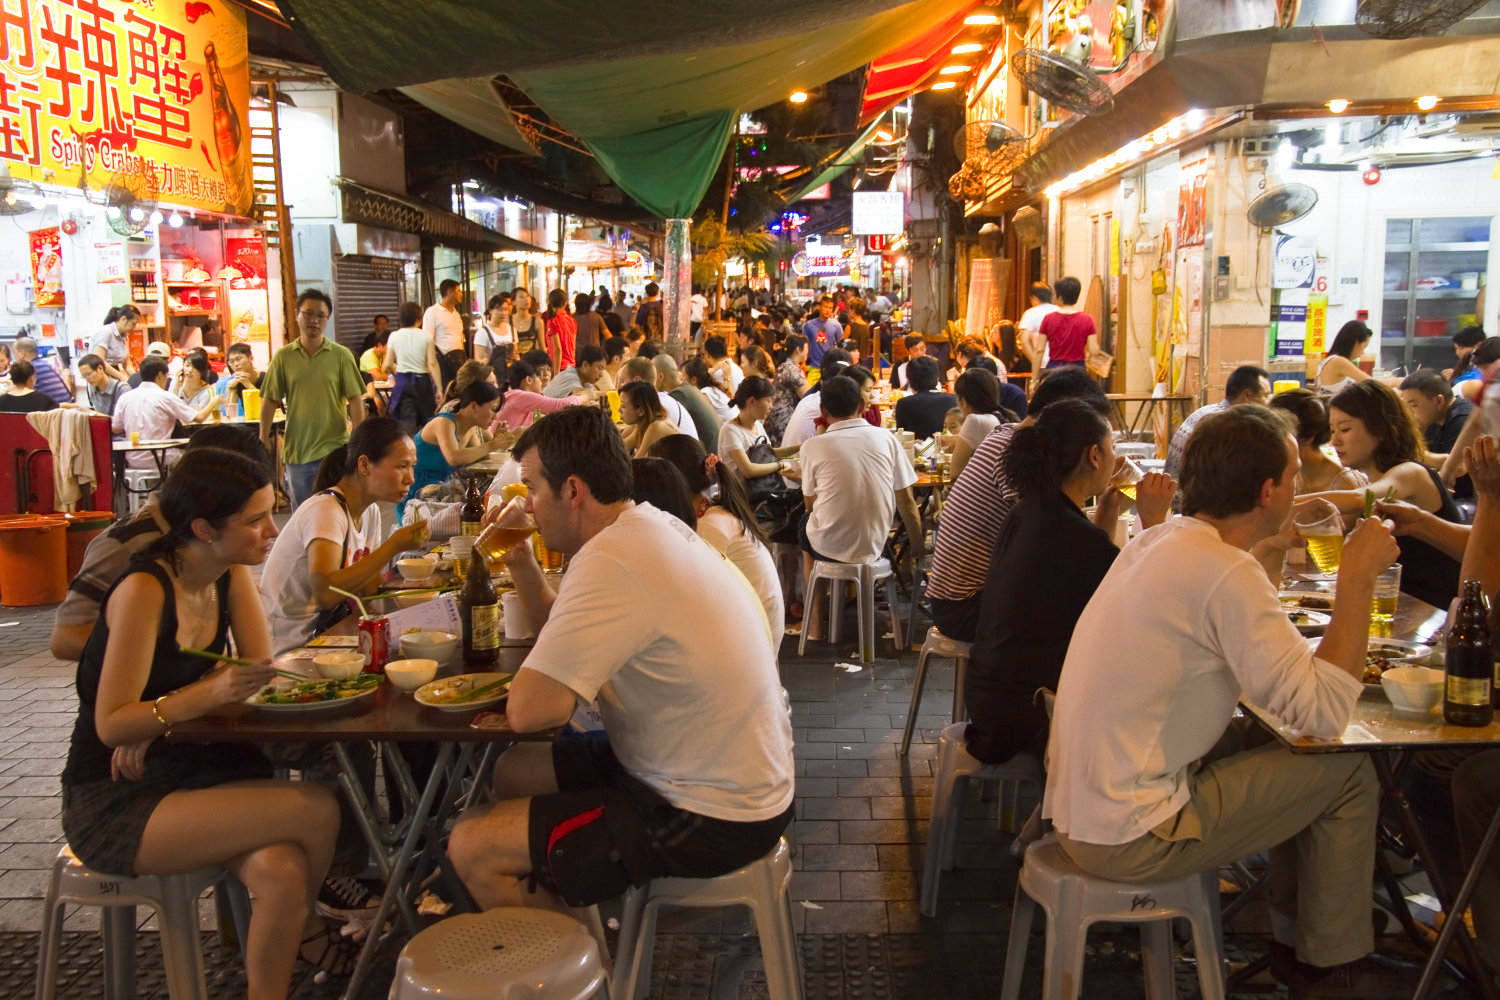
top-left (1045, 405), bottom-right (1408, 999)
top-left (689, 284), bottom-right (708, 342)
top-left (798, 375), bottom-right (923, 642)
top-left (1017, 283), bottom-right (1059, 368)
top-left (424, 278), bottom-right (466, 389)
top-left (448, 407), bottom-right (794, 911)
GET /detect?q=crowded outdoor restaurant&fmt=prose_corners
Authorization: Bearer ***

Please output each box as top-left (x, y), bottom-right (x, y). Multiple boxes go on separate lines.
top-left (8, 1), bottom-right (1500, 999)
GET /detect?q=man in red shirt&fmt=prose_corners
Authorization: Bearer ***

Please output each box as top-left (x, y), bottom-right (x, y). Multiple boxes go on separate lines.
top-left (1037, 276), bottom-right (1100, 369)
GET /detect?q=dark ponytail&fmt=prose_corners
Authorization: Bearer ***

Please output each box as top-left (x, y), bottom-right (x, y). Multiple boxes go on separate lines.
top-left (730, 375), bottom-right (774, 410)
top-left (1001, 398), bottom-right (1111, 499)
top-left (313, 416), bottom-right (411, 493)
top-left (146, 447), bottom-right (270, 564)
top-left (645, 433), bottom-right (768, 546)
top-left (953, 369), bottom-right (1011, 421)
top-left (103, 304), bottom-right (142, 326)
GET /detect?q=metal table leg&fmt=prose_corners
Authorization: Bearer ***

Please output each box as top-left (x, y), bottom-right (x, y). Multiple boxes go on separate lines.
top-left (1415, 800), bottom-right (1500, 1000)
top-left (329, 743), bottom-right (421, 935)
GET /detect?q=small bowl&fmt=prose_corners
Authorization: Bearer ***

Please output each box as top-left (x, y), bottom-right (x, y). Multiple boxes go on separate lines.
top-left (394, 592), bottom-right (436, 609)
top-left (397, 557), bottom-right (436, 581)
top-left (313, 651), bottom-right (365, 679)
top-left (384, 658), bottom-right (439, 691)
top-left (399, 630), bottom-right (460, 664)
top-left (1381, 666), bottom-right (1445, 714)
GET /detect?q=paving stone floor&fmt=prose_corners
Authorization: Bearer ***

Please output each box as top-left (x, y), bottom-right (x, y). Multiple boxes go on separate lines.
top-left (0, 576), bottom-right (1317, 999)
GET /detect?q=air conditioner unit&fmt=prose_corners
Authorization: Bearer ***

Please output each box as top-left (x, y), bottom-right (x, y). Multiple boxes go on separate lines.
top-left (1454, 113), bottom-right (1500, 135)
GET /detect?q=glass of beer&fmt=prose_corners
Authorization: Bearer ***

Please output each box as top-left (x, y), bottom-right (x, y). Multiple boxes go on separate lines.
top-left (447, 534), bottom-right (476, 581)
top-left (1111, 456), bottom-right (1144, 502)
top-left (1371, 564), bottom-right (1402, 629)
top-left (1293, 502), bottom-right (1344, 577)
top-left (474, 497), bottom-right (537, 565)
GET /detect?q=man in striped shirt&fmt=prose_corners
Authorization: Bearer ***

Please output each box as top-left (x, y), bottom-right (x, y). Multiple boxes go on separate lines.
top-left (926, 368), bottom-right (1111, 641)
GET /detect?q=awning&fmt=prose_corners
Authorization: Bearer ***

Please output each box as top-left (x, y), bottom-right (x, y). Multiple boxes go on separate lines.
top-left (399, 79), bottom-right (539, 155)
top-left (336, 180), bottom-right (549, 255)
top-left (786, 119), bottom-right (887, 203)
top-left (858, 5), bottom-right (977, 125)
top-left (563, 240), bottom-right (630, 267)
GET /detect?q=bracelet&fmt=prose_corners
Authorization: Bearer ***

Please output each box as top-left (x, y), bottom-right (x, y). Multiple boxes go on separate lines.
top-left (152, 694), bottom-right (173, 733)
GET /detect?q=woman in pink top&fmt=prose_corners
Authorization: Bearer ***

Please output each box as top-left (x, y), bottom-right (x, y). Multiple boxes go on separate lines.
top-left (489, 358), bottom-right (580, 434)
top-left (541, 289), bottom-right (577, 373)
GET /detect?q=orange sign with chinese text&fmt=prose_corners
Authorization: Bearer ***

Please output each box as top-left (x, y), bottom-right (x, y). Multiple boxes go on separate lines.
top-left (0, 0), bottom-right (252, 216)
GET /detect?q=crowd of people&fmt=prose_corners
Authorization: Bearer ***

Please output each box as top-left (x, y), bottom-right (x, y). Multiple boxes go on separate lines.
top-left (24, 268), bottom-right (1500, 1000)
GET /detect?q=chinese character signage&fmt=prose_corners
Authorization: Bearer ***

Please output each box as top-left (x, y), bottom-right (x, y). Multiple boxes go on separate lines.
top-left (93, 240), bottom-right (124, 282)
top-left (29, 225), bottom-right (61, 304)
top-left (0, 0), bottom-right (252, 216)
top-left (1177, 156), bottom-right (1209, 249)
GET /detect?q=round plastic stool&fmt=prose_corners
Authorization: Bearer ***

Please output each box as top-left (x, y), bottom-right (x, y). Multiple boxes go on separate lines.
top-left (389, 909), bottom-right (605, 1000)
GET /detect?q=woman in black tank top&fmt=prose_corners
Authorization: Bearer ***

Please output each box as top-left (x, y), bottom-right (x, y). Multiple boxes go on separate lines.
top-left (1300, 381), bottom-right (1462, 608)
top-left (60, 448), bottom-right (355, 994)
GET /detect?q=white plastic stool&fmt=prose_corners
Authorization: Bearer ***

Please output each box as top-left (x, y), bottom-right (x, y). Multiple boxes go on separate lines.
top-left (798, 557), bottom-right (903, 663)
top-left (920, 722), bottom-right (1044, 916)
top-left (36, 846), bottom-right (230, 1000)
top-left (389, 909), bottom-right (605, 1000)
top-left (1000, 836), bottom-right (1225, 1000)
top-left (122, 469), bottom-right (160, 514)
top-left (900, 628), bottom-right (972, 754)
top-left (613, 837), bottom-right (801, 1000)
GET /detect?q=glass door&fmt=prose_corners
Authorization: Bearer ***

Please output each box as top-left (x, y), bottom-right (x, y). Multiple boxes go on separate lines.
top-left (1381, 216), bottom-right (1491, 374)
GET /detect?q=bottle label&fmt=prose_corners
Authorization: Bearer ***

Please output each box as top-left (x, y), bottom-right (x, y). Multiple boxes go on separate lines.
top-left (1448, 675), bottom-right (1491, 706)
top-left (470, 604), bottom-right (500, 650)
top-left (461, 521), bottom-right (481, 536)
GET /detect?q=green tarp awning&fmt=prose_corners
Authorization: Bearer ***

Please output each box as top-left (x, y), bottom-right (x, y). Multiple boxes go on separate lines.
top-left (786, 117), bottom-right (886, 203)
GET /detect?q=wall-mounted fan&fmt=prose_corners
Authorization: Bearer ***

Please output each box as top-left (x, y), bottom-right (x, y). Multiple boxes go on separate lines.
top-left (1011, 12), bottom-right (1120, 117)
top-left (104, 169), bottom-right (159, 238)
top-left (952, 119), bottom-right (1028, 161)
top-left (1011, 205), bottom-right (1045, 245)
top-left (1356, 0), bottom-right (1486, 38)
top-left (1247, 183), bottom-right (1318, 230)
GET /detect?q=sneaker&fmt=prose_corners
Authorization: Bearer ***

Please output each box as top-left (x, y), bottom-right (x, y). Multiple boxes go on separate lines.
top-left (1287, 955), bottom-right (1419, 1000)
top-left (316, 876), bottom-right (381, 921)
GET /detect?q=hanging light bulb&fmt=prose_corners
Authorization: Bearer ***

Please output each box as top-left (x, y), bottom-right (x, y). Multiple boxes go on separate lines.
top-left (1327, 99), bottom-right (1350, 113)
top-left (1416, 95), bottom-right (1439, 111)
top-left (106, 206), bottom-right (120, 219)
top-left (168, 212), bottom-right (183, 227)
top-left (149, 210), bottom-right (163, 225)
top-left (129, 207), bottom-right (145, 222)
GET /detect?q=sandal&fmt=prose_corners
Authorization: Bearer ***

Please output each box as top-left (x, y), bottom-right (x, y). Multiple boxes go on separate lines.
top-left (300, 917), bottom-right (361, 979)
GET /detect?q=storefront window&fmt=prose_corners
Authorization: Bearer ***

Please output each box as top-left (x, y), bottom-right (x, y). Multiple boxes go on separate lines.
top-left (1382, 215), bottom-right (1491, 373)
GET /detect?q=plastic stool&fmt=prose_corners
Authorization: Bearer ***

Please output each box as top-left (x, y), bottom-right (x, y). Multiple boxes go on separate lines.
top-left (613, 837), bottom-right (801, 1000)
top-left (798, 557), bottom-right (903, 663)
top-left (37, 846), bottom-right (236, 1000)
top-left (389, 908), bottom-right (604, 1000)
top-left (920, 723), bottom-right (1044, 916)
top-left (900, 628), bottom-right (972, 754)
top-left (122, 469), bottom-right (160, 514)
top-left (1000, 836), bottom-right (1225, 1000)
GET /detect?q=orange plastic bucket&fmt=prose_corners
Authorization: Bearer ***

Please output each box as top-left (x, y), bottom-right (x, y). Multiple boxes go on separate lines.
top-left (62, 511), bottom-right (116, 581)
top-left (0, 516), bottom-right (68, 606)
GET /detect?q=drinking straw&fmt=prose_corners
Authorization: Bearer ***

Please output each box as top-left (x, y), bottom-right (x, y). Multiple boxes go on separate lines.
top-left (328, 586), bottom-right (371, 619)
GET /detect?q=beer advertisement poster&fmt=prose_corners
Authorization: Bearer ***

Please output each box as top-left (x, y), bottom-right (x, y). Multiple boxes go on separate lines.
top-left (0, 0), bottom-right (253, 217)
top-left (94, 242), bottom-right (126, 284)
top-left (29, 226), bottom-right (63, 306)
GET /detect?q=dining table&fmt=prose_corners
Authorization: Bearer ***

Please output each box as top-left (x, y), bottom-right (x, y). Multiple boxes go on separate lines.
top-left (166, 593), bottom-right (553, 1000)
top-left (1105, 393), bottom-right (1194, 441)
top-left (1242, 585), bottom-right (1500, 1000)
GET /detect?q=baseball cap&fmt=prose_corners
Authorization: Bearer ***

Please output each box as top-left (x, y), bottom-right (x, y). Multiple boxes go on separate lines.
top-left (145, 342), bottom-right (170, 357)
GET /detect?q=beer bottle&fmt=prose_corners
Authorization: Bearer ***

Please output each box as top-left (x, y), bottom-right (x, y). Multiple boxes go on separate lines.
top-left (460, 477), bottom-right (484, 536)
top-left (203, 43), bottom-right (248, 213)
top-left (1444, 580), bottom-right (1493, 726)
top-left (460, 548), bottom-right (500, 665)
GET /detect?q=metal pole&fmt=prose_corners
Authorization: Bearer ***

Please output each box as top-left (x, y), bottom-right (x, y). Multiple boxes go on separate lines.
top-left (663, 218), bottom-right (692, 359)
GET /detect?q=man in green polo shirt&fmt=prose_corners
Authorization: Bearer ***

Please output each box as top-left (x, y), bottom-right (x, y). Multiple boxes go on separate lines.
top-left (260, 288), bottom-right (366, 508)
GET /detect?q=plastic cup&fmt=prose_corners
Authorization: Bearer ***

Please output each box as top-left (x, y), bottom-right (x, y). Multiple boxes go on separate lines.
top-left (1371, 564), bottom-right (1402, 628)
top-left (1293, 502), bottom-right (1345, 576)
top-left (129, 431), bottom-right (140, 445)
top-left (1112, 456), bottom-right (1144, 502)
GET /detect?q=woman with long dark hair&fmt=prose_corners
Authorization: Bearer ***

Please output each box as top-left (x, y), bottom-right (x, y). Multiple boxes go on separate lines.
top-left (260, 418), bottom-right (426, 653)
top-left (1314, 320), bottom-right (1374, 395)
top-left (945, 368), bottom-right (1018, 479)
top-left (62, 447), bottom-right (354, 994)
top-left (404, 381), bottom-right (507, 512)
top-left (619, 379), bottom-right (679, 456)
top-left (1302, 379), bottom-right (1462, 606)
top-left (541, 289), bottom-right (576, 374)
top-left (647, 433), bottom-right (785, 645)
top-left (964, 400), bottom-right (1174, 764)
top-left (510, 288), bottom-right (541, 352)
top-left (630, 456), bottom-right (698, 528)
top-left (765, 334), bottom-right (810, 445)
top-left (1269, 388), bottom-right (1369, 494)
top-left (720, 376), bottom-right (800, 480)
top-left (176, 351), bottom-right (219, 412)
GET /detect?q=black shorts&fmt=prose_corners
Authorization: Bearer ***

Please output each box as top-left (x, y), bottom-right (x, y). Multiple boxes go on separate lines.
top-left (527, 732), bottom-right (792, 907)
top-left (798, 511), bottom-right (841, 563)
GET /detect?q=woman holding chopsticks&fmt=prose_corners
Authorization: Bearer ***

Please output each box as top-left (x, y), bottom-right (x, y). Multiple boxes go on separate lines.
top-left (60, 447), bottom-right (356, 999)
top-left (259, 417), bottom-right (429, 655)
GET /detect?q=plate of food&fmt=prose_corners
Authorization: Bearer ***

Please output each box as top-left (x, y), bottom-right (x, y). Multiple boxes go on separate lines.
top-left (1359, 639), bottom-right (1435, 692)
top-left (1279, 591), bottom-right (1334, 611)
top-left (415, 672), bottom-right (512, 713)
top-left (1287, 608), bottom-right (1331, 636)
top-left (247, 673), bottom-right (381, 711)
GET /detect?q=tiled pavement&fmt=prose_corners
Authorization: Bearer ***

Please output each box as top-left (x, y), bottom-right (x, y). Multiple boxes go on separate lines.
top-left (0, 593), bottom-right (1283, 998)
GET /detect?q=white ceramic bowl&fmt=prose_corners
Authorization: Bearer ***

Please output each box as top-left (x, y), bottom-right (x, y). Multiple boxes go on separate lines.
top-left (313, 651), bottom-right (365, 679)
top-left (384, 658), bottom-right (439, 691)
top-left (396, 557), bottom-right (436, 581)
top-left (399, 630), bottom-right (460, 664)
top-left (1381, 666), bottom-right (1445, 714)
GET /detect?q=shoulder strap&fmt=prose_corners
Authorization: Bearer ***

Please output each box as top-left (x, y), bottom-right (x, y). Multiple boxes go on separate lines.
top-left (321, 489), bottom-right (353, 568)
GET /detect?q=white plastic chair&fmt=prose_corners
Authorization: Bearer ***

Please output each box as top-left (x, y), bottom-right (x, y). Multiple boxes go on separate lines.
top-left (389, 909), bottom-right (606, 1000)
top-left (920, 722), bottom-right (1044, 916)
top-left (900, 628), bottom-right (972, 755)
top-left (612, 837), bottom-right (801, 1000)
top-left (798, 557), bottom-right (903, 663)
top-left (1000, 836), bottom-right (1225, 1000)
top-left (36, 846), bottom-right (234, 1000)
top-left (121, 469), bottom-right (160, 514)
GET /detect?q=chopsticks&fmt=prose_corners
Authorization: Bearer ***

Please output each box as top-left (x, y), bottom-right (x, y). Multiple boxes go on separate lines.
top-left (179, 646), bottom-right (307, 683)
top-left (383, 586), bottom-right (460, 599)
top-left (451, 678), bottom-right (510, 704)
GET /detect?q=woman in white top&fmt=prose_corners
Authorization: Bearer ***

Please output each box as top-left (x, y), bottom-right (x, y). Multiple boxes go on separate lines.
top-left (258, 418), bottom-right (429, 654)
top-left (176, 353), bottom-right (219, 413)
top-left (683, 357), bottom-right (734, 423)
top-left (1314, 321), bottom-right (1374, 394)
top-left (719, 376), bottom-right (800, 480)
top-left (646, 433), bottom-right (786, 646)
top-left (475, 294), bottom-right (515, 366)
top-left (943, 368), bottom-right (1013, 480)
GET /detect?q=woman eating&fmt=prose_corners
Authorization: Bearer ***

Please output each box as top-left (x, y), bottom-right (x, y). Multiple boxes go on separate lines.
top-left (648, 433), bottom-right (786, 645)
top-left (0, 360), bottom-right (59, 413)
top-left (1269, 387), bottom-right (1369, 494)
top-left (964, 399), bottom-right (1175, 764)
top-left (765, 334), bottom-right (810, 445)
top-left (719, 376), bottom-right (800, 480)
top-left (404, 382), bottom-right (507, 510)
top-left (1301, 380), bottom-right (1462, 607)
top-left (619, 380), bottom-right (681, 456)
top-left (61, 447), bottom-right (353, 998)
top-left (1313, 321), bottom-right (1375, 394)
top-left (260, 418), bottom-right (430, 653)
top-left (943, 369), bottom-right (1017, 480)
top-left (490, 359), bottom-right (580, 433)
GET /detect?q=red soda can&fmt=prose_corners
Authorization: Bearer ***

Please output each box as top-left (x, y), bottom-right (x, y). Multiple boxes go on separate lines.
top-left (358, 615), bottom-right (391, 674)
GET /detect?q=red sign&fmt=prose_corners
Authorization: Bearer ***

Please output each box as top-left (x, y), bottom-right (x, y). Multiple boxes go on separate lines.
top-left (29, 226), bottom-right (63, 306)
top-left (867, 234), bottom-right (893, 252)
top-left (225, 234), bottom-right (266, 282)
